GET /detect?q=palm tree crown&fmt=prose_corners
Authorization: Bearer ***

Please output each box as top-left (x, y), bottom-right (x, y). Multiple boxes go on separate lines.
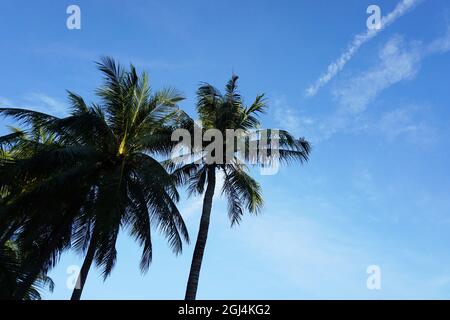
top-left (0, 57), bottom-right (189, 299)
top-left (168, 75), bottom-right (311, 300)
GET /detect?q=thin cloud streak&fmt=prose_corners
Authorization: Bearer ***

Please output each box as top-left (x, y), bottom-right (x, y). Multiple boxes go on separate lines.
top-left (276, 28), bottom-right (450, 144)
top-left (305, 0), bottom-right (424, 97)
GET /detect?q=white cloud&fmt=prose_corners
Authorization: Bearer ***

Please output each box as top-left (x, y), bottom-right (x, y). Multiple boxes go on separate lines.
top-left (181, 196), bottom-right (204, 219)
top-left (272, 96), bottom-right (316, 138)
top-left (236, 214), bottom-right (368, 297)
top-left (0, 93), bottom-right (68, 124)
top-left (24, 93), bottom-right (68, 116)
top-left (378, 106), bottom-right (437, 145)
top-left (0, 97), bottom-right (13, 107)
top-left (333, 35), bottom-right (421, 114)
top-left (353, 168), bottom-right (379, 202)
top-left (233, 208), bottom-right (450, 298)
top-left (333, 28), bottom-right (450, 116)
top-left (426, 27), bottom-right (450, 54)
top-left (304, 29), bottom-right (450, 143)
top-left (306, 0), bottom-right (424, 97)
top-left (273, 100), bottom-right (300, 133)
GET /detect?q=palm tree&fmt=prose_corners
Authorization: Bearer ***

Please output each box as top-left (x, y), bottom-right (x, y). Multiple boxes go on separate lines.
top-left (0, 126), bottom-right (86, 299)
top-left (0, 127), bottom-right (57, 249)
top-left (0, 240), bottom-right (55, 300)
top-left (168, 75), bottom-right (311, 300)
top-left (0, 57), bottom-right (189, 300)
top-left (1, 142), bottom-right (55, 300)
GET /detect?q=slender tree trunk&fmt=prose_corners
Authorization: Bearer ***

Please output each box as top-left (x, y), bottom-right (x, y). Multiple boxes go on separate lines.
top-left (185, 167), bottom-right (216, 300)
top-left (71, 231), bottom-right (97, 300)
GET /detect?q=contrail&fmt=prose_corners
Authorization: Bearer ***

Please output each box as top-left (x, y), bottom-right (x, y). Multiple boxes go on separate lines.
top-left (305, 0), bottom-right (424, 97)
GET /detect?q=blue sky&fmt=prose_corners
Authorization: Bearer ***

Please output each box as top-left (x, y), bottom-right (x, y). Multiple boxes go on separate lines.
top-left (1, 0), bottom-right (450, 299)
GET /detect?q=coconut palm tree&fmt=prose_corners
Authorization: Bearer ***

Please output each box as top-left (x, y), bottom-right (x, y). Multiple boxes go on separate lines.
top-left (0, 137), bottom-right (56, 300)
top-left (0, 126), bottom-right (87, 299)
top-left (167, 75), bottom-right (311, 300)
top-left (0, 240), bottom-right (55, 300)
top-left (0, 57), bottom-right (189, 300)
top-left (0, 127), bottom-right (57, 249)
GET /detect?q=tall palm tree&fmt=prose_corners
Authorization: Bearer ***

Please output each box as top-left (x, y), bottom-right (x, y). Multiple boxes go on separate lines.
top-left (0, 57), bottom-right (189, 300)
top-left (168, 75), bottom-right (311, 300)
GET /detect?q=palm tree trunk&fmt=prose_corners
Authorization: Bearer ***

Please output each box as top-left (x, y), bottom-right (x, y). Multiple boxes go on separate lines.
top-left (71, 231), bottom-right (97, 300)
top-left (185, 167), bottom-right (216, 300)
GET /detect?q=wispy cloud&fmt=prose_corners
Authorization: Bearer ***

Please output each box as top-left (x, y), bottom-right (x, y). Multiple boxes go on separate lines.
top-left (24, 93), bottom-right (68, 116)
top-left (333, 28), bottom-right (450, 115)
top-left (235, 213), bottom-right (370, 297)
top-left (0, 97), bottom-right (13, 107)
top-left (427, 26), bottom-right (450, 54)
top-left (305, 0), bottom-right (424, 97)
top-left (272, 97), bottom-right (314, 137)
top-left (234, 208), bottom-right (450, 298)
top-left (333, 35), bottom-right (421, 114)
top-left (301, 29), bottom-right (450, 143)
top-left (0, 94), bottom-right (68, 118)
top-left (181, 197), bottom-right (204, 219)
top-left (275, 28), bottom-right (450, 144)
top-left (353, 168), bottom-right (380, 202)
top-left (378, 105), bottom-right (437, 145)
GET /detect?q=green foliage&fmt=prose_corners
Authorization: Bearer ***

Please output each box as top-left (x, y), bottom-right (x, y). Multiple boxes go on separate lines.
top-left (0, 57), bottom-right (189, 298)
top-left (168, 75), bottom-right (311, 225)
top-left (0, 240), bottom-right (54, 300)
top-left (0, 61), bottom-right (311, 300)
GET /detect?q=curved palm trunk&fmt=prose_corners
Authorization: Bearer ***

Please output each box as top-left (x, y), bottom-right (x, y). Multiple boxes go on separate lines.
top-left (71, 232), bottom-right (97, 300)
top-left (185, 168), bottom-right (216, 300)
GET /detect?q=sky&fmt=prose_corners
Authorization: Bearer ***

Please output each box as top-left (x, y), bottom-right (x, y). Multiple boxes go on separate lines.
top-left (1, 0), bottom-right (450, 299)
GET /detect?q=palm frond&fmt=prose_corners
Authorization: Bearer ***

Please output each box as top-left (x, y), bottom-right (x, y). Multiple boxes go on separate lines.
top-left (222, 165), bottom-right (263, 226)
